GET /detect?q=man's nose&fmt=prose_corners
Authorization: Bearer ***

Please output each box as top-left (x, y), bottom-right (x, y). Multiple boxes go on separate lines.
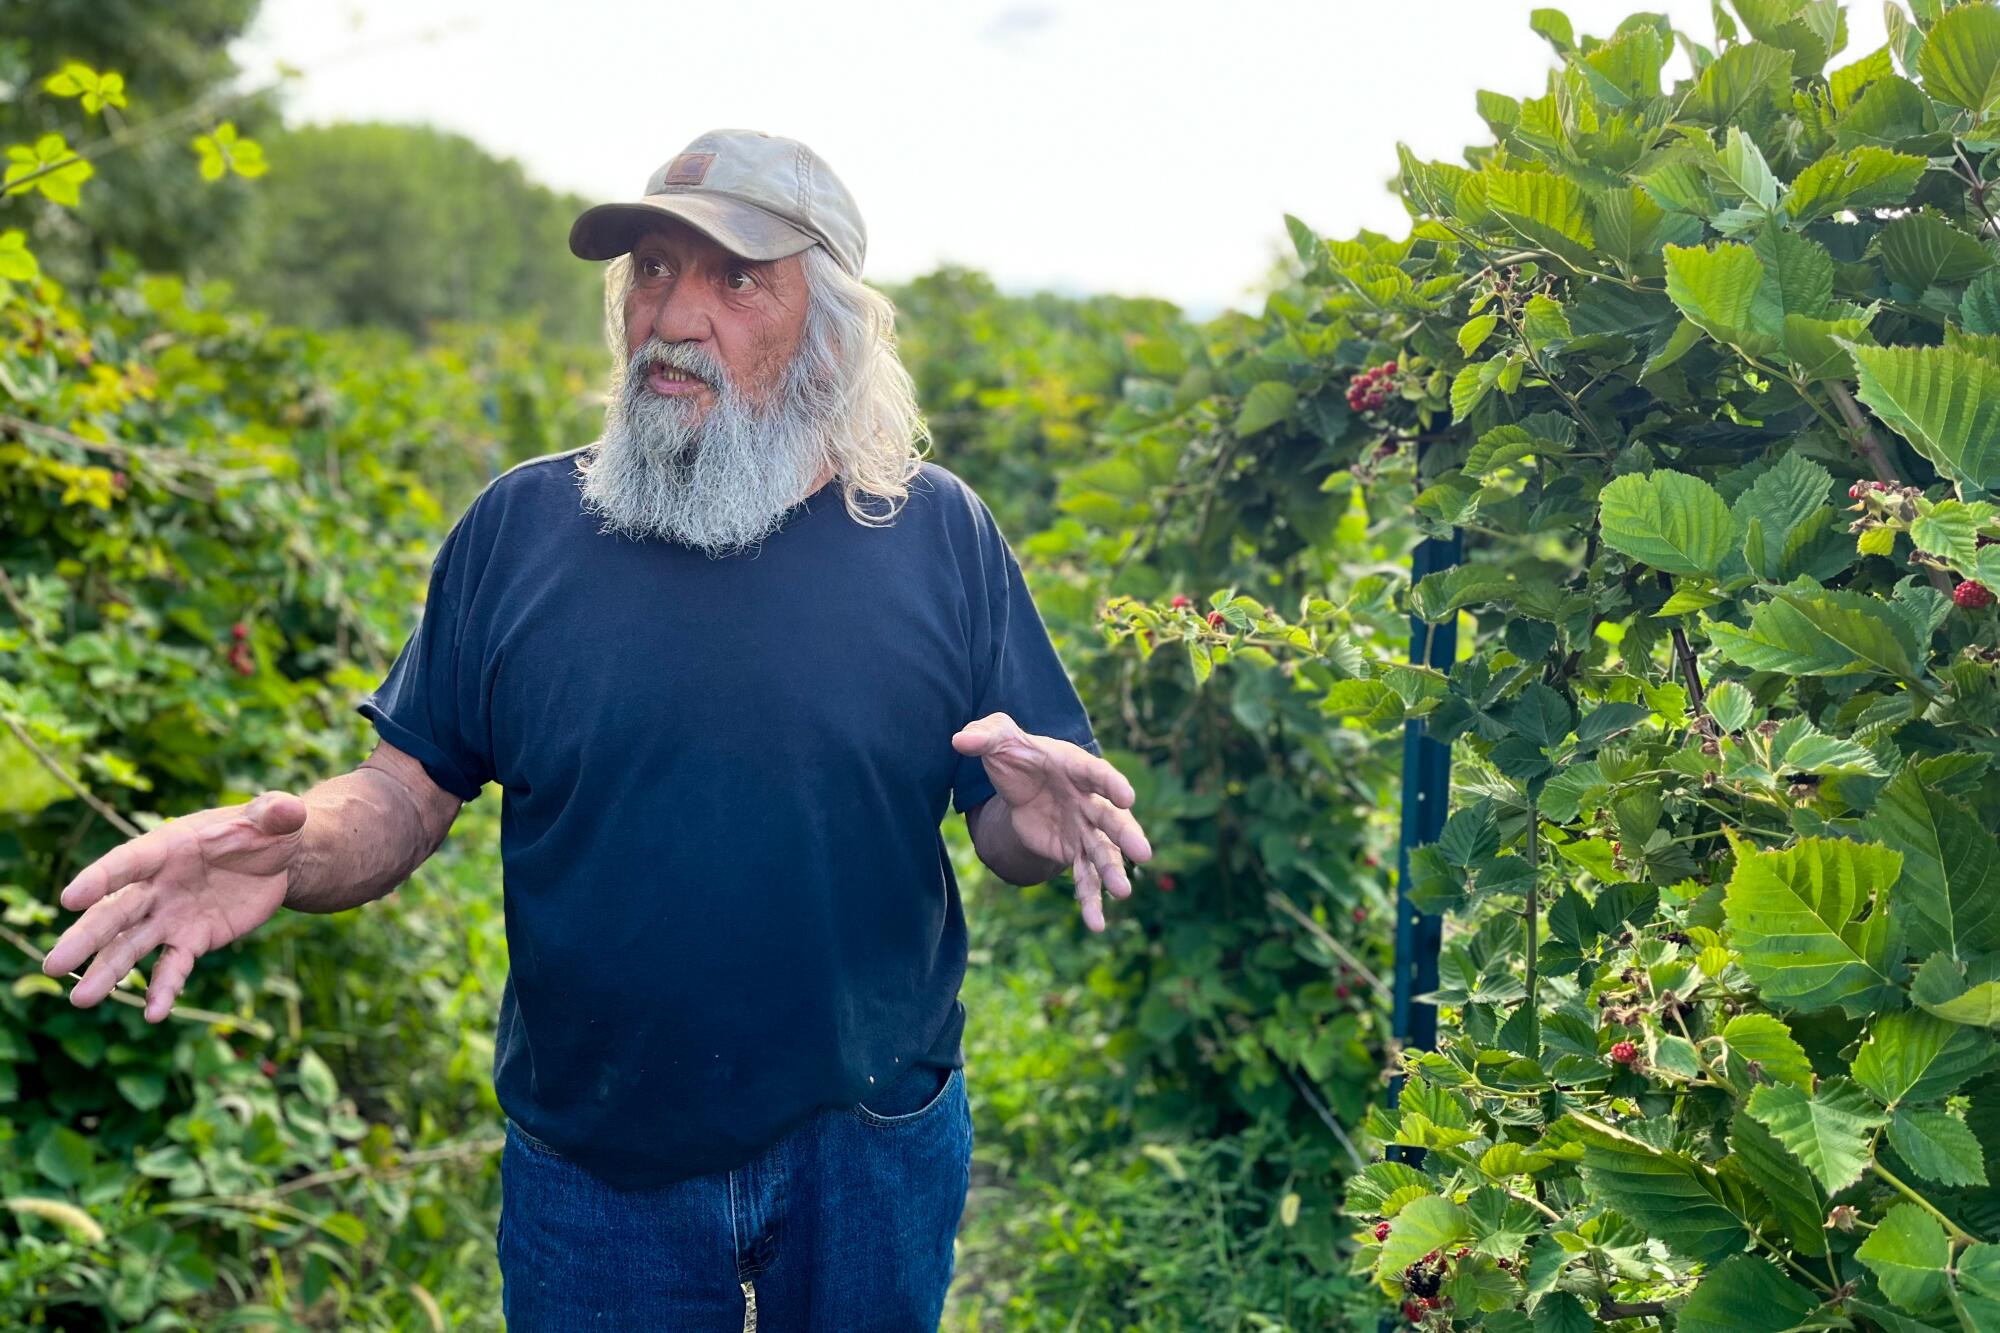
top-left (643, 277), bottom-right (713, 346)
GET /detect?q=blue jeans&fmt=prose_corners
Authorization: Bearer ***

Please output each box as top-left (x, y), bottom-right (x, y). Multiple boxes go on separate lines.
top-left (497, 1065), bottom-right (972, 1330)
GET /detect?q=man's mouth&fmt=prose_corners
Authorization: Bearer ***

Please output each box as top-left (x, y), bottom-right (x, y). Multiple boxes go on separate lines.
top-left (646, 365), bottom-right (711, 397)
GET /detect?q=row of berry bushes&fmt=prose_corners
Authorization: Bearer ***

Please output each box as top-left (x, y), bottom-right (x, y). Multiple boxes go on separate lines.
top-left (1057, 1), bottom-right (2000, 1328)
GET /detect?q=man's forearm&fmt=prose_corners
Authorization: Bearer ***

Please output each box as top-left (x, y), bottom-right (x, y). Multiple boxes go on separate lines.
top-left (969, 795), bottom-right (1068, 887)
top-left (285, 766), bottom-right (444, 913)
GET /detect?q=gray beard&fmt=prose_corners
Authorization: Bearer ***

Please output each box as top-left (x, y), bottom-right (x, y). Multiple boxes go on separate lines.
top-left (577, 337), bottom-right (833, 559)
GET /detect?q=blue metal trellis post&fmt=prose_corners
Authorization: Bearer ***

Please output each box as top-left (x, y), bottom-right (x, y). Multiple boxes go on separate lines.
top-left (1389, 527), bottom-right (1461, 1106)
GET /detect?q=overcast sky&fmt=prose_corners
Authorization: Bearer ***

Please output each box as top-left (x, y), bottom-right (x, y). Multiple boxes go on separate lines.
top-left (233, 1), bottom-right (1890, 318)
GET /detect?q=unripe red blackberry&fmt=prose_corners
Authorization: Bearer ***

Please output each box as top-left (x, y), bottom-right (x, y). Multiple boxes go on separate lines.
top-left (1170, 594), bottom-right (1192, 610)
top-left (1157, 874), bottom-right (1176, 893)
top-left (232, 621), bottom-right (248, 640)
top-left (1610, 1040), bottom-right (1638, 1065)
top-left (1207, 610), bottom-right (1226, 627)
top-left (1955, 580), bottom-right (1995, 610)
top-left (1375, 1220), bottom-right (1392, 1242)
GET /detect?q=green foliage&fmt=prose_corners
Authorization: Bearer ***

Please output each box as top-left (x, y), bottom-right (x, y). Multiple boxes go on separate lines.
top-left (211, 123), bottom-right (605, 344)
top-left (0, 71), bottom-right (602, 1326)
top-left (1053, 1), bottom-right (2000, 1326)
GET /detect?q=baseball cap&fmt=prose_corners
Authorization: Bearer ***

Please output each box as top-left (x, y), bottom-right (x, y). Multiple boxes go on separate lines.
top-left (568, 128), bottom-right (867, 278)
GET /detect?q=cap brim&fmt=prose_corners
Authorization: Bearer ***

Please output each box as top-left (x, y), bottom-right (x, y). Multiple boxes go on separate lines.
top-left (569, 192), bottom-right (817, 263)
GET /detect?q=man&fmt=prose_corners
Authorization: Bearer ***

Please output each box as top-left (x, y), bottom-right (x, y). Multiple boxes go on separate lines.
top-left (42, 128), bottom-right (1153, 1330)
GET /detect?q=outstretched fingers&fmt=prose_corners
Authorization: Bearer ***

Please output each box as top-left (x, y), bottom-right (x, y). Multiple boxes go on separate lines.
top-left (1084, 792), bottom-right (1152, 867)
top-left (43, 883), bottom-right (153, 979)
top-left (68, 919), bottom-right (163, 1009)
top-left (145, 943), bottom-right (197, 1022)
top-left (60, 836), bottom-right (166, 914)
top-left (1063, 748), bottom-right (1135, 809)
top-left (1071, 846), bottom-right (1106, 932)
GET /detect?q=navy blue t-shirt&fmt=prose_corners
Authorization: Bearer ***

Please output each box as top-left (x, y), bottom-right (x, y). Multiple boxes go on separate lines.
top-left (356, 448), bottom-right (1099, 1187)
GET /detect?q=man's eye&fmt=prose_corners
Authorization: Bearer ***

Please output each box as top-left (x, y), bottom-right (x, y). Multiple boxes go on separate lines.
top-left (637, 256), bottom-right (669, 278)
top-left (726, 269), bottom-right (758, 291)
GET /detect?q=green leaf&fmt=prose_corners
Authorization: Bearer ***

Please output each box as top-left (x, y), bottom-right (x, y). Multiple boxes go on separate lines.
top-left (1720, 1013), bottom-right (1814, 1087)
top-left (34, 1127), bottom-right (95, 1188)
top-left (1664, 241), bottom-right (1772, 354)
top-left (1375, 1195), bottom-right (1469, 1289)
top-left (1722, 835), bottom-right (1903, 1013)
top-left (1712, 127), bottom-right (1779, 210)
top-left (1598, 471), bottom-right (1740, 577)
top-left (1704, 680), bottom-right (1757, 734)
top-left (1529, 7), bottom-right (1574, 54)
top-left (1887, 1107), bottom-right (1987, 1187)
top-left (1346, 1161), bottom-right (1434, 1215)
top-left (1521, 293), bottom-right (1571, 349)
top-left (1510, 683), bottom-right (1573, 747)
top-left (1450, 359), bottom-right (1499, 422)
top-left (1912, 953), bottom-right (2000, 1028)
top-left (1852, 1009), bottom-right (1995, 1106)
top-left (1575, 1119), bottom-right (1748, 1264)
top-left (320, 1210), bottom-right (368, 1245)
top-left (1709, 579), bottom-right (1922, 680)
top-left (114, 1070), bottom-right (166, 1112)
top-left (1187, 638), bottom-right (1213, 686)
top-left (1233, 381), bottom-right (1296, 436)
top-left (1675, 1254), bottom-right (1822, 1333)
top-left (1835, 75), bottom-right (1938, 152)
top-left (1733, 451), bottom-right (1842, 582)
top-left (1965, 270), bottom-right (2000, 334)
top-left (1874, 765), bottom-right (2000, 961)
top-left (1848, 341), bottom-right (2000, 492)
top-left (1458, 313), bottom-right (1499, 356)
top-left (1283, 213), bottom-right (1320, 266)
top-left (1682, 41), bottom-right (1793, 126)
top-left (1962, 1242), bottom-right (2000, 1299)
top-left (1875, 212), bottom-right (1995, 291)
top-left (297, 1048), bottom-right (339, 1109)
top-left (0, 229), bottom-right (39, 285)
top-left (1856, 1202), bottom-right (1951, 1313)
top-left (1917, 0), bottom-right (2000, 114)
top-left (1573, 702), bottom-right (1650, 747)
top-left (1728, 1108), bottom-right (1830, 1258)
top-left (1786, 146), bottom-right (1926, 224)
top-left (1909, 499), bottom-right (1983, 569)
top-left (1533, 1292), bottom-right (1590, 1333)
top-left (1485, 169), bottom-right (1595, 266)
top-left (1832, 45), bottom-right (1895, 110)
top-left (1783, 312), bottom-right (1875, 383)
top-left (1745, 1077), bottom-right (1886, 1193)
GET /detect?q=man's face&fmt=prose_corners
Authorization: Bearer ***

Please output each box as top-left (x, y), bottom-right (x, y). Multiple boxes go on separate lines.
top-left (578, 219), bottom-right (838, 558)
top-left (623, 219), bottom-right (809, 414)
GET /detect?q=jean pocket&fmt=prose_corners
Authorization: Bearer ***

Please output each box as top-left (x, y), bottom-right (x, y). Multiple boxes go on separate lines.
top-left (852, 1065), bottom-right (961, 1128)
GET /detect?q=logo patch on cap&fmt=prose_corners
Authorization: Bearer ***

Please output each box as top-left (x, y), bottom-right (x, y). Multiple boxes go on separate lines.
top-left (662, 152), bottom-right (714, 186)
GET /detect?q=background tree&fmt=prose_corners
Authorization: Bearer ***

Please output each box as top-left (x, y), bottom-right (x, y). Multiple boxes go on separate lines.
top-left (213, 123), bottom-right (604, 344)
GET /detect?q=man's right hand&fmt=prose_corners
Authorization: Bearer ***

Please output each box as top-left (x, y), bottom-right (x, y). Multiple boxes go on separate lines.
top-left (43, 791), bottom-right (309, 1022)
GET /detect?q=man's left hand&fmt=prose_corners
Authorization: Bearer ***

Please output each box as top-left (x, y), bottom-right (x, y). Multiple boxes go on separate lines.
top-left (951, 712), bottom-right (1152, 931)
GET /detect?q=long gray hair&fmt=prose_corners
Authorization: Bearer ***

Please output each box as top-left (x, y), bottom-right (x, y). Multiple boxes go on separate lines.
top-left (600, 243), bottom-right (930, 526)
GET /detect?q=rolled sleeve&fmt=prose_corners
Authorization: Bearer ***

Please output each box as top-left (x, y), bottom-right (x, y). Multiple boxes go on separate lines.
top-left (356, 515), bottom-right (494, 804)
